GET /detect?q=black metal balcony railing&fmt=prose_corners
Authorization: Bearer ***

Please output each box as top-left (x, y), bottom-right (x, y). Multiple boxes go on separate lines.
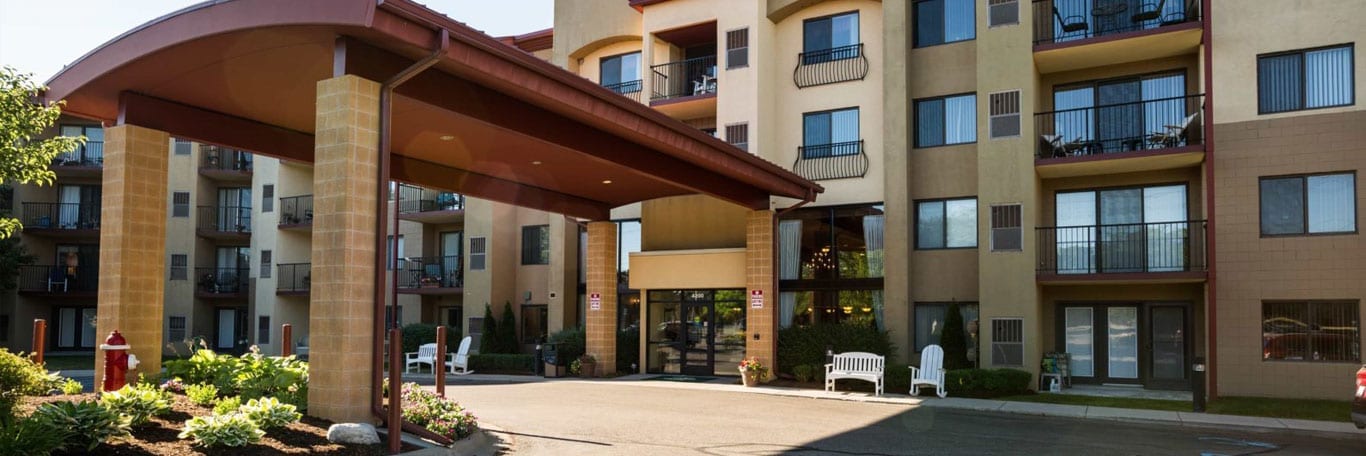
top-left (277, 263), bottom-right (311, 293)
top-left (650, 55), bottom-right (717, 101)
top-left (1037, 220), bottom-right (1207, 275)
top-left (602, 80), bottom-right (643, 103)
top-left (794, 44), bottom-right (869, 88)
top-left (200, 145), bottom-right (253, 172)
top-left (18, 265), bottom-right (98, 293)
top-left (21, 202), bottom-right (100, 230)
top-left (1036, 94), bottom-right (1203, 159)
top-left (396, 256), bottom-right (463, 289)
top-left (1033, 0), bottom-right (1202, 46)
top-left (279, 195), bottom-right (313, 226)
top-left (53, 141), bottom-right (104, 167)
top-left (195, 267), bottom-right (249, 295)
top-left (396, 184), bottom-right (464, 214)
top-left (793, 140), bottom-right (869, 181)
top-left (197, 206), bottom-right (252, 233)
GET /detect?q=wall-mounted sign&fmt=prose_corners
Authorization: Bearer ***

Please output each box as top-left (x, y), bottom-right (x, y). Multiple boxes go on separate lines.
top-left (750, 290), bottom-right (763, 309)
top-left (590, 293), bottom-right (602, 311)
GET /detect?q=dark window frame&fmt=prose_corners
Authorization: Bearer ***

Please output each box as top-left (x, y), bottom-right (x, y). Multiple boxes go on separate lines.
top-left (913, 92), bottom-right (977, 148)
top-left (170, 254), bottom-right (188, 280)
top-left (912, 0), bottom-right (976, 49)
top-left (599, 51), bottom-right (643, 93)
top-left (1257, 43), bottom-right (1355, 115)
top-left (262, 185), bottom-right (274, 213)
top-left (802, 10), bottom-right (861, 54)
top-left (1054, 182), bottom-right (1193, 225)
top-left (172, 192), bottom-right (190, 218)
top-left (914, 196), bottom-right (978, 250)
top-left (801, 106), bottom-right (861, 159)
top-left (521, 225), bottom-right (551, 265)
top-left (725, 27), bottom-right (750, 69)
top-left (913, 301), bottom-right (981, 353)
top-left (258, 315), bottom-right (271, 344)
top-left (1257, 171), bottom-right (1358, 237)
top-left (1261, 300), bottom-right (1361, 364)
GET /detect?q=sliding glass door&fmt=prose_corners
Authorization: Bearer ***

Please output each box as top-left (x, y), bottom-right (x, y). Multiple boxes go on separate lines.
top-left (1056, 184), bottom-right (1188, 274)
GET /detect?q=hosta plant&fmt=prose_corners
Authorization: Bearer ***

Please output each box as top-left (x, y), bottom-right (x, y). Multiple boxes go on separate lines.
top-left (59, 378), bottom-right (84, 395)
top-left (186, 383), bottom-right (219, 406)
top-left (31, 400), bottom-right (131, 452)
top-left (179, 412), bottom-right (265, 448)
top-left (0, 413), bottom-right (69, 456)
top-left (214, 395), bottom-right (242, 415)
top-left (239, 397), bottom-right (301, 431)
top-left (99, 383), bottom-right (172, 426)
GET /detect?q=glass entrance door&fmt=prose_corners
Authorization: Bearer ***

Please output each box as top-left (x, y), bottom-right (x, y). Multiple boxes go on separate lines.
top-left (680, 302), bottom-right (714, 376)
top-left (1148, 305), bottom-right (1187, 388)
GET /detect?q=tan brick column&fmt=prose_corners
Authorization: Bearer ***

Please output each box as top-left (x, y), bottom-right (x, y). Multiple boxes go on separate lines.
top-left (584, 221), bottom-right (617, 376)
top-left (746, 210), bottom-right (776, 379)
top-left (308, 75), bottom-right (379, 422)
top-left (94, 125), bottom-right (169, 387)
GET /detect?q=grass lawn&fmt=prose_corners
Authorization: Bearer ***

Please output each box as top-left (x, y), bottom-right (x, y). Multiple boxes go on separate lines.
top-left (1000, 394), bottom-right (1353, 423)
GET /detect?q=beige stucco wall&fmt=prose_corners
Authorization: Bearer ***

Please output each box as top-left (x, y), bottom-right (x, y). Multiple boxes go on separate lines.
top-left (629, 249), bottom-right (747, 290)
top-left (1211, 0), bottom-right (1364, 124)
top-left (553, 0), bottom-right (642, 69)
top-left (641, 195), bottom-right (748, 251)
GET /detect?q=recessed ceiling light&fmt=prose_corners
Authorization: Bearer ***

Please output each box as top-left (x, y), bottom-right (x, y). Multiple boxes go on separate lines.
top-left (439, 135), bottom-right (455, 141)
top-left (601, 179), bottom-right (612, 184)
top-left (532, 160), bottom-right (542, 165)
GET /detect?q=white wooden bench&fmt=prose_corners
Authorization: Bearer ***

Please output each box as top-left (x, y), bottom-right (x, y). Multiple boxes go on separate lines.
top-left (910, 344), bottom-right (947, 398)
top-left (825, 352), bottom-right (885, 396)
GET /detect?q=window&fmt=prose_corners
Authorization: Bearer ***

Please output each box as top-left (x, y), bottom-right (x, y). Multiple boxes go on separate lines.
top-left (470, 236), bottom-right (487, 271)
top-left (802, 108), bottom-right (860, 158)
top-left (468, 316), bottom-right (484, 350)
top-left (172, 192), bottom-right (190, 218)
top-left (521, 225), bottom-right (550, 265)
top-left (726, 28), bottom-right (749, 69)
top-left (915, 94), bottom-right (976, 147)
top-left (168, 316), bottom-right (186, 343)
top-left (991, 318), bottom-right (1024, 366)
top-left (521, 305), bottom-right (548, 344)
top-left (914, 302), bottom-right (980, 354)
top-left (914, 0), bottom-right (975, 48)
top-left (777, 205), bottom-right (886, 328)
top-left (1263, 301), bottom-right (1360, 362)
top-left (990, 204), bottom-right (1022, 251)
top-left (916, 198), bottom-right (977, 249)
top-left (1258, 44), bottom-right (1354, 114)
top-left (1260, 172), bottom-right (1356, 236)
top-left (258, 315), bottom-right (270, 344)
top-left (174, 138), bottom-right (192, 155)
top-left (725, 123), bottom-right (749, 152)
top-left (987, 0), bottom-right (1018, 27)
top-left (262, 185), bottom-right (274, 213)
top-left (988, 90), bottom-right (1020, 139)
top-left (260, 250), bottom-right (272, 279)
top-left (803, 12), bottom-right (859, 63)
top-left (599, 52), bottom-right (642, 94)
top-left (170, 254), bottom-right (187, 280)
top-left (385, 306), bottom-right (403, 329)
top-left (617, 219), bottom-right (642, 288)
top-left (386, 235), bottom-right (404, 270)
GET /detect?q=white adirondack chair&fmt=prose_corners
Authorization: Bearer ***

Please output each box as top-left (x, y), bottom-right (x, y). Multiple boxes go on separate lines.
top-left (405, 343), bottom-right (439, 373)
top-left (448, 336), bottom-right (474, 375)
top-left (909, 344), bottom-right (947, 398)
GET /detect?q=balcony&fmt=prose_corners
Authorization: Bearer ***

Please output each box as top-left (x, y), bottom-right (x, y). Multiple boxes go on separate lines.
top-left (279, 195), bottom-right (313, 230)
top-left (1031, 0), bottom-right (1203, 73)
top-left (1035, 94), bottom-right (1204, 178)
top-left (196, 206), bottom-right (252, 241)
top-left (1037, 220), bottom-right (1207, 283)
top-left (649, 55), bottom-right (718, 118)
top-left (396, 185), bottom-right (464, 225)
top-left (52, 141), bottom-right (103, 177)
top-left (396, 256), bottom-right (463, 295)
top-left (198, 146), bottom-right (253, 182)
top-left (792, 141), bottom-right (869, 181)
top-left (276, 263), bottom-right (310, 296)
top-left (18, 265), bottom-right (98, 298)
top-left (793, 44), bottom-right (869, 88)
top-left (21, 203), bottom-right (100, 240)
top-left (195, 267), bottom-right (249, 299)
top-left (603, 80), bottom-right (644, 104)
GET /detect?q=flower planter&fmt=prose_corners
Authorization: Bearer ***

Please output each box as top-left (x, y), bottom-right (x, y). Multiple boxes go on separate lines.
top-left (580, 361), bottom-right (596, 378)
top-left (740, 369), bottom-right (759, 387)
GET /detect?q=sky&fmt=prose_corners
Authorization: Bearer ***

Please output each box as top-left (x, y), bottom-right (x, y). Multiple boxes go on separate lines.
top-left (0, 0), bottom-right (554, 83)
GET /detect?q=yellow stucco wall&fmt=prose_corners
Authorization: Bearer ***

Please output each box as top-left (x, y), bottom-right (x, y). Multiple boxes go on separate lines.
top-left (629, 249), bottom-right (747, 290)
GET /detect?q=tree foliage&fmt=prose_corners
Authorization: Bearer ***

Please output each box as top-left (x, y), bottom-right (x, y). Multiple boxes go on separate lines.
top-left (480, 304), bottom-right (500, 353)
top-left (498, 302), bottom-right (520, 353)
top-left (0, 236), bottom-right (35, 291)
top-left (0, 67), bottom-right (84, 238)
top-left (941, 302), bottom-right (972, 370)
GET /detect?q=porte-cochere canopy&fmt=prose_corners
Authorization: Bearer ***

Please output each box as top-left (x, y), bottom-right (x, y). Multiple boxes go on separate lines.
top-left (44, 0), bottom-right (821, 220)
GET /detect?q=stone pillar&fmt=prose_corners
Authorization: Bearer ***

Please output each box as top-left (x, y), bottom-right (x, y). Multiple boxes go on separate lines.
top-left (746, 210), bottom-right (776, 378)
top-left (308, 75), bottom-right (380, 422)
top-left (94, 125), bottom-right (170, 387)
top-left (584, 221), bottom-right (617, 375)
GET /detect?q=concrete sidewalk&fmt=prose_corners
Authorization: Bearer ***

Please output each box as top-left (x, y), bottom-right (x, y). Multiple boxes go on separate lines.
top-left (430, 373), bottom-right (1365, 440)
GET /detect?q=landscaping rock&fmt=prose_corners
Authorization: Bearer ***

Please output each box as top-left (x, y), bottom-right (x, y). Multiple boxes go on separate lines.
top-left (328, 422), bottom-right (380, 445)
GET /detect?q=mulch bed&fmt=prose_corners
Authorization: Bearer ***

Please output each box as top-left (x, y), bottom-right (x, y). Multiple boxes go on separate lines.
top-left (20, 393), bottom-right (418, 455)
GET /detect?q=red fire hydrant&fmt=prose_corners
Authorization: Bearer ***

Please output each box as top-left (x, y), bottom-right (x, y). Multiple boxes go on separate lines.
top-left (99, 330), bottom-right (140, 391)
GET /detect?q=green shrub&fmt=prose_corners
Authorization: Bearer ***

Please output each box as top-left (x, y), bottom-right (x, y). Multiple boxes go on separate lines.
top-left (0, 349), bottom-right (55, 423)
top-left (99, 383), bottom-right (172, 427)
top-left (497, 302), bottom-right (521, 354)
top-left (469, 354), bottom-right (536, 373)
top-left (546, 327), bottom-right (585, 366)
top-left (944, 368), bottom-right (1032, 398)
top-left (179, 413), bottom-right (264, 447)
top-left (941, 303), bottom-right (972, 370)
top-left (32, 400), bottom-right (131, 452)
top-left (400, 323), bottom-right (464, 355)
top-left (214, 396), bottom-right (242, 415)
top-left (60, 378), bottom-right (84, 395)
top-left (616, 327), bottom-right (639, 373)
top-left (792, 364), bottom-right (816, 383)
top-left (0, 413), bottom-right (69, 456)
top-left (165, 348), bottom-right (308, 410)
top-left (480, 304), bottom-right (501, 354)
top-left (885, 365), bottom-right (912, 393)
top-left (776, 323), bottom-right (895, 376)
top-left (239, 397), bottom-right (301, 431)
top-left (186, 383), bottom-right (219, 406)
top-left (164, 348), bottom-right (239, 392)
top-left (398, 382), bottom-right (479, 440)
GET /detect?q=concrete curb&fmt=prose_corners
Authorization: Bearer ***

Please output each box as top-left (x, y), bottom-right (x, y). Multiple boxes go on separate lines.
top-left (392, 423), bottom-right (510, 455)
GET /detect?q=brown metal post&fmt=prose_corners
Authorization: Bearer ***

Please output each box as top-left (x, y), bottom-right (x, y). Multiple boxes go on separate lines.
top-left (31, 319), bottom-right (46, 365)
top-left (281, 324), bottom-right (293, 357)
top-left (435, 326), bottom-right (446, 397)
top-left (388, 328), bottom-right (402, 454)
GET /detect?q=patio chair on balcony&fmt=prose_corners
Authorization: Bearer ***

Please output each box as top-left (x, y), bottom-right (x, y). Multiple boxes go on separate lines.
top-left (1131, 0), bottom-right (1166, 23)
top-left (47, 266), bottom-right (68, 292)
top-left (1146, 111), bottom-right (1200, 149)
top-left (692, 67), bottom-right (717, 96)
top-left (1053, 7), bottom-right (1089, 35)
top-left (1040, 135), bottom-right (1092, 158)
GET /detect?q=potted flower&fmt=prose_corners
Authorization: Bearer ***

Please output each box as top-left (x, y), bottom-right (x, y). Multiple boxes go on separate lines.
top-left (738, 357), bottom-right (768, 387)
top-left (577, 354), bottom-right (597, 378)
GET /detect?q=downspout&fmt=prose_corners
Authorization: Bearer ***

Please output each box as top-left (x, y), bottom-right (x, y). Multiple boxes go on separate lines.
top-left (1200, 0), bottom-right (1217, 400)
top-left (372, 27), bottom-right (450, 452)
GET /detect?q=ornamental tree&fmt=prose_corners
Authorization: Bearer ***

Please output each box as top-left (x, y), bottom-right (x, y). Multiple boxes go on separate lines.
top-left (0, 66), bottom-right (84, 238)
